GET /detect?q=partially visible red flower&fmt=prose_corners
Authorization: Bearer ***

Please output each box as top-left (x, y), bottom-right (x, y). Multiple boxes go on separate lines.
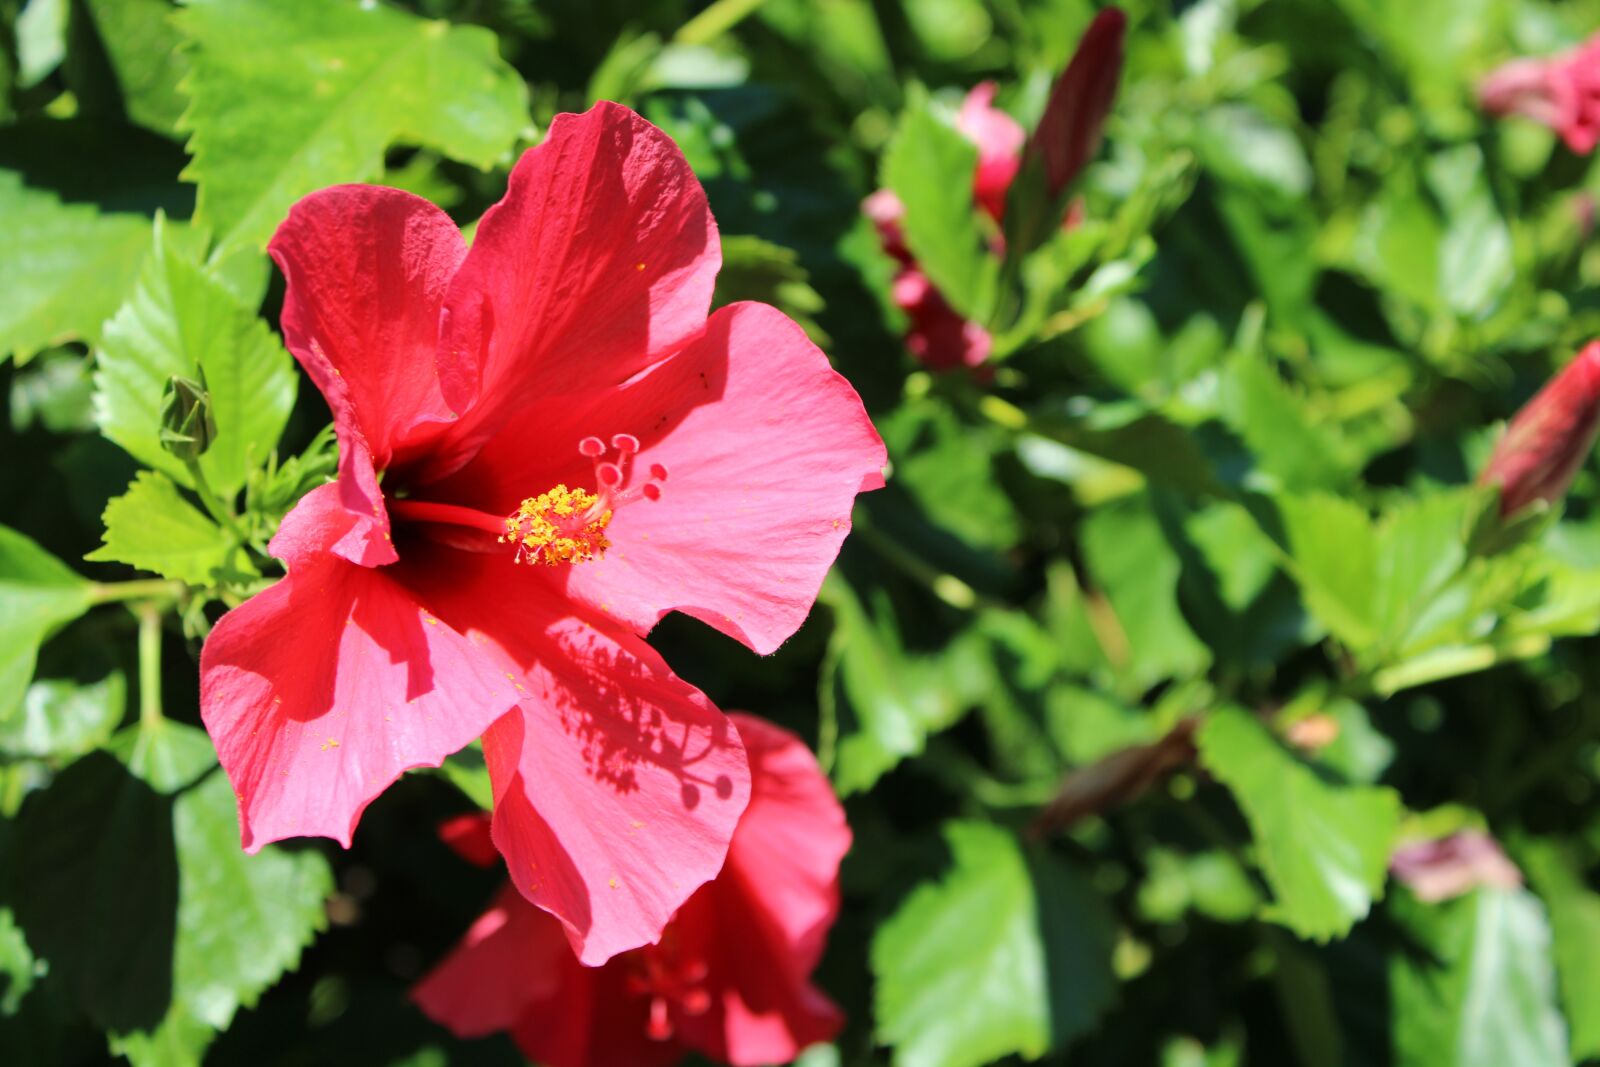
top-left (413, 714), bottom-right (850, 1067)
top-left (200, 102), bottom-right (885, 966)
top-left (864, 10), bottom-right (1124, 371)
top-left (1479, 341), bottom-right (1600, 515)
top-left (1390, 830), bottom-right (1522, 904)
top-left (1479, 35), bottom-right (1600, 154)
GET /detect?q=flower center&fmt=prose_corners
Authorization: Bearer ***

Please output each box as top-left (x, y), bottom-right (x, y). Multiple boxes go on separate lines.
top-left (624, 932), bottom-right (711, 1042)
top-left (385, 432), bottom-right (666, 565)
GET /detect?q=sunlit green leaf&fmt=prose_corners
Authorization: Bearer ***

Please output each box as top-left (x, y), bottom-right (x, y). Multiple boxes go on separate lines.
top-left (0, 525), bottom-right (94, 726)
top-left (87, 471), bottom-right (232, 585)
top-left (873, 822), bottom-right (1115, 1067)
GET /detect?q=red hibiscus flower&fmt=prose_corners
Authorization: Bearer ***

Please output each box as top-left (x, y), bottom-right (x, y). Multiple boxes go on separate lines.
top-left (1479, 34), bottom-right (1600, 154)
top-left (412, 714), bottom-right (851, 1067)
top-left (198, 102), bottom-right (886, 965)
top-left (864, 8), bottom-right (1125, 371)
top-left (1479, 341), bottom-right (1600, 516)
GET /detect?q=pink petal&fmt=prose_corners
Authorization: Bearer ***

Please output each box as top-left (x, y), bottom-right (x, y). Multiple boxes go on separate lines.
top-left (410, 884), bottom-right (570, 1037)
top-left (669, 713), bottom-right (849, 1064)
top-left (268, 186), bottom-right (468, 565)
top-left (439, 302), bottom-right (886, 655)
top-left (505, 947), bottom-right (682, 1067)
top-left (269, 481), bottom-right (392, 568)
top-left (429, 102), bottom-right (720, 478)
top-left (199, 552), bottom-right (514, 852)
top-left (957, 82), bottom-right (1025, 222)
top-left (405, 553), bottom-right (752, 965)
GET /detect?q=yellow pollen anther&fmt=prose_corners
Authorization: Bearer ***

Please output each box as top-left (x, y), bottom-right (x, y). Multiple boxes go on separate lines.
top-left (501, 484), bottom-right (612, 565)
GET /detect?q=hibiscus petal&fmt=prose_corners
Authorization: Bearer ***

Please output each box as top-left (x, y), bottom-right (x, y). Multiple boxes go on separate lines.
top-left (199, 552), bottom-right (514, 851)
top-left (669, 714), bottom-right (848, 1065)
top-left (567, 302), bottom-right (887, 654)
top-left (406, 552), bottom-right (751, 965)
top-left (431, 302), bottom-right (885, 653)
top-left (269, 185), bottom-right (467, 563)
top-left (430, 102), bottom-right (719, 474)
top-left (410, 884), bottom-right (569, 1038)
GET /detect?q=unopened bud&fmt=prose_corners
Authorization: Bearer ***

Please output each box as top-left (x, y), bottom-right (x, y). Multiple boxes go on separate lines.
top-left (159, 374), bottom-right (217, 461)
top-left (1479, 342), bottom-right (1600, 516)
top-left (1023, 7), bottom-right (1126, 201)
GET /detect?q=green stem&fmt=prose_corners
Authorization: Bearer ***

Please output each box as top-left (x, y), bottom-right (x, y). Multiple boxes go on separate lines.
top-left (137, 604), bottom-right (164, 729)
top-left (90, 578), bottom-right (186, 605)
top-left (851, 521), bottom-right (990, 611)
top-left (186, 458), bottom-right (249, 544)
top-left (674, 0), bottom-right (767, 44)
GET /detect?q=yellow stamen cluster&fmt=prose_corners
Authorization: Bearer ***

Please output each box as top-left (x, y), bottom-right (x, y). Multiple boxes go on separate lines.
top-left (501, 484), bottom-right (612, 565)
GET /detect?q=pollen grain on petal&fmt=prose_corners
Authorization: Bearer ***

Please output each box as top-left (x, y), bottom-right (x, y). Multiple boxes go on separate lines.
top-left (501, 484), bottom-right (613, 565)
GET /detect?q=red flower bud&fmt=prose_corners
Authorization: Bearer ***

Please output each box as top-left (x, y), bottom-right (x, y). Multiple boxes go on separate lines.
top-left (1480, 341), bottom-right (1600, 515)
top-left (1022, 7), bottom-right (1127, 199)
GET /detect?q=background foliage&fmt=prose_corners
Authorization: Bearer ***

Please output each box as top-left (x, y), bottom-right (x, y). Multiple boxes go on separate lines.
top-left (3, 0), bottom-right (1600, 1064)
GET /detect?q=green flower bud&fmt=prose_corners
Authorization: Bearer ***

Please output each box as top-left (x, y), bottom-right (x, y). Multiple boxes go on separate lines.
top-left (159, 373), bottom-right (217, 461)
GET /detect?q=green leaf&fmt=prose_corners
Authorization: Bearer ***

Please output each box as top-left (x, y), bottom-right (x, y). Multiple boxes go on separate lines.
top-left (110, 719), bottom-right (220, 795)
top-left (9, 350), bottom-right (97, 434)
top-left (1080, 494), bottom-right (1212, 694)
top-left (0, 525), bottom-right (94, 726)
top-left (1197, 706), bottom-right (1400, 942)
top-left (87, 471), bottom-right (232, 584)
top-left (822, 576), bottom-right (985, 794)
top-left (1390, 887), bottom-right (1568, 1067)
top-left (11, 752), bottom-right (178, 1032)
top-left (1517, 840), bottom-right (1600, 1061)
top-left (80, 0), bottom-right (190, 136)
top-left (873, 822), bottom-right (1115, 1067)
top-left (881, 98), bottom-right (997, 321)
top-left (14, 0), bottom-right (67, 88)
top-left (177, 0), bottom-right (529, 253)
top-left (112, 772), bottom-right (332, 1066)
top-left (0, 169), bottom-right (152, 365)
top-left (1252, 491), bottom-right (1379, 650)
top-left (0, 907), bottom-right (36, 1016)
top-left (0, 673), bottom-right (125, 760)
top-left (94, 220), bottom-right (296, 497)
top-left (1427, 144), bottom-right (1513, 320)
top-left (1216, 352), bottom-right (1353, 492)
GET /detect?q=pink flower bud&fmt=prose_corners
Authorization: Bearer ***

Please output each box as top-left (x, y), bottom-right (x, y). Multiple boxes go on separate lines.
top-left (1390, 831), bottom-right (1521, 904)
top-left (1480, 341), bottom-right (1600, 516)
top-left (1022, 7), bottom-right (1127, 199)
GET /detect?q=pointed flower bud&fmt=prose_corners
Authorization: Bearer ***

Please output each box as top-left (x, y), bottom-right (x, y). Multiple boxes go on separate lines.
top-left (1480, 341), bottom-right (1600, 516)
top-left (158, 373), bottom-right (217, 461)
top-left (1023, 8), bottom-right (1127, 199)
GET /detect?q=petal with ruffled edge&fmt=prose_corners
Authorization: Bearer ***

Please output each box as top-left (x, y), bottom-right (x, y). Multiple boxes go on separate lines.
top-left (435, 302), bottom-right (886, 655)
top-left (406, 552), bottom-right (751, 965)
top-left (427, 102), bottom-right (719, 478)
top-left (199, 549), bottom-right (514, 852)
top-left (670, 713), bottom-right (848, 1064)
top-left (268, 185), bottom-right (467, 564)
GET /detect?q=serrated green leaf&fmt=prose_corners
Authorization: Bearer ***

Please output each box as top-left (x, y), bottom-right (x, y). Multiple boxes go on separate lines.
top-left (1390, 887), bottom-right (1568, 1067)
top-left (873, 822), bottom-right (1115, 1067)
top-left (177, 0), bottom-right (529, 253)
top-left (94, 221), bottom-right (296, 496)
top-left (1217, 352), bottom-right (1353, 492)
top-left (0, 169), bottom-right (152, 365)
top-left (0, 673), bottom-right (125, 760)
top-left (881, 99), bottom-right (997, 321)
top-left (0, 525), bottom-right (94, 726)
top-left (1198, 706), bottom-right (1400, 942)
top-left (87, 471), bottom-right (231, 584)
top-left (1518, 840), bottom-right (1600, 1061)
top-left (112, 772), bottom-right (331, 1066)
top-left (1427, 144), bottom-right (1513, 320)
top-left (11, 752), bottom-right (178, 1032)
